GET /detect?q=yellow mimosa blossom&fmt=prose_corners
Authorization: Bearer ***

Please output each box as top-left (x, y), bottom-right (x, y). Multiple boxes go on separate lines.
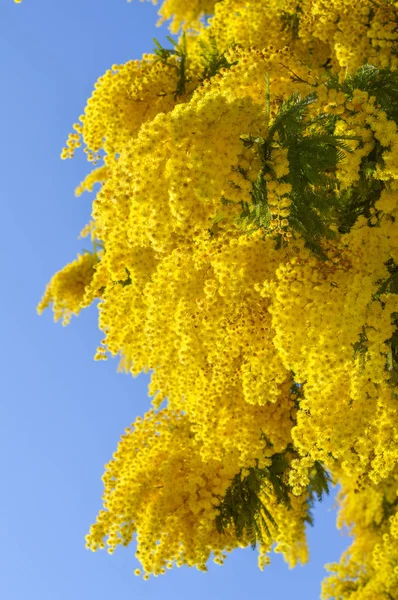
top-left (39, 0), bottom-right (398, 595)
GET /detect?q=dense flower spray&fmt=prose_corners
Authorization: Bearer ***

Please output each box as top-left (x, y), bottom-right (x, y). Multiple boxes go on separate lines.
top-left (36, 0), bottom-right (398, 596)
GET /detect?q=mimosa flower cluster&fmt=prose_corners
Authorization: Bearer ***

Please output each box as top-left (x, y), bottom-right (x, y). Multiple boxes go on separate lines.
top-left (36, 1), bottom-right (398, 597)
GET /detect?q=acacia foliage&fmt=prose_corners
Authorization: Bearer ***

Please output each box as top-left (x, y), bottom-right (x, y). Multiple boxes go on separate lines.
top-left (37, 1), bottom-right (398, 597)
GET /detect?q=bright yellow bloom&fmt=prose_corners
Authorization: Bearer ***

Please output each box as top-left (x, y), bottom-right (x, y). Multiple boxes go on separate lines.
top-left (38, 252), bottom-right (99, 325)
top-left (39, 0), bottom-right (398, 594)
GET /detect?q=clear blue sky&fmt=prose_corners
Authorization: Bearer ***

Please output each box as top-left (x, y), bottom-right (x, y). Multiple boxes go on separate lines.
top-left (1, 2), bottom-right (349, 598)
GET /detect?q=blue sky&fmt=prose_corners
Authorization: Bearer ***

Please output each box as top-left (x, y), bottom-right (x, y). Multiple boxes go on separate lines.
top-left (1, 2), bottom-right (349, 598)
